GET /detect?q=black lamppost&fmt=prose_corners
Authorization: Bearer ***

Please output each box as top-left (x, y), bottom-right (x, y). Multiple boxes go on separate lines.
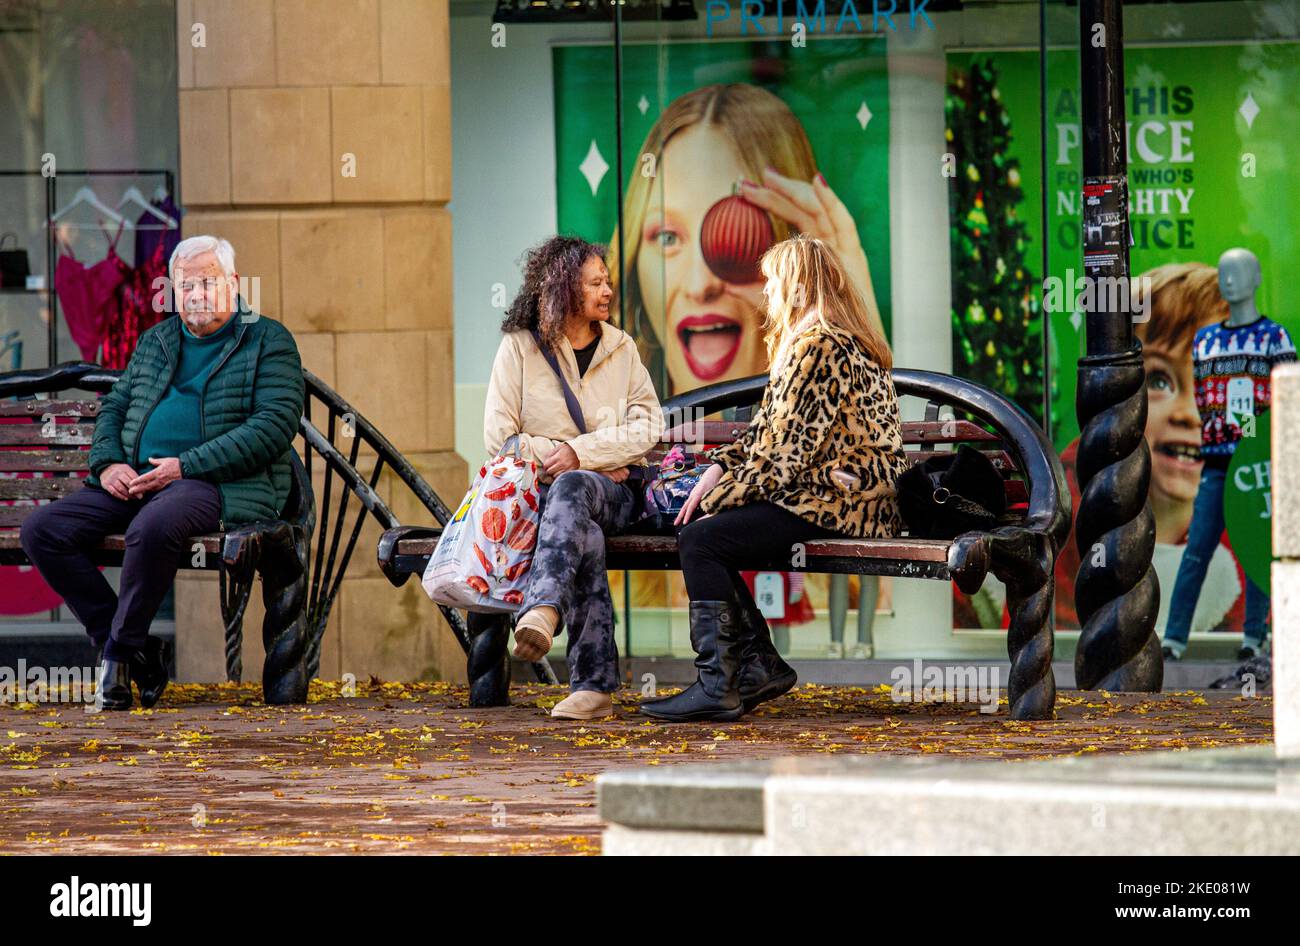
top-left (1073, 0), bottom-right (1162, 691)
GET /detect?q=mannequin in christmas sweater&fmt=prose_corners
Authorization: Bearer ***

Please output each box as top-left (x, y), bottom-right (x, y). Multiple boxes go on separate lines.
top-left (1163, 248), bottom-right (1296, 660)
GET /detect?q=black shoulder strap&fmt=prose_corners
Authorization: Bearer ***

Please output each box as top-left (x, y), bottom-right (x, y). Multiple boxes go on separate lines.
top-left (530, 329), bottom-right (587, 435)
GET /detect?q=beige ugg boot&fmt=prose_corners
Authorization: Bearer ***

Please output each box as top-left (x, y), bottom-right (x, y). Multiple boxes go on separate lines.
top-left (551, 690), bottom-right (614, 720)
top-left (512, 606), bottom-right (559, 662)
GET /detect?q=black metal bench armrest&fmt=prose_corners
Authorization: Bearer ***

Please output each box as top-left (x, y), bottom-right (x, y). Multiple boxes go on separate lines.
top-left (222, 517), bottom-right (308, 576)
top-left (379, 525), bottom-right (443, 587)
top-left (0, 361), bottom-right (120, 399)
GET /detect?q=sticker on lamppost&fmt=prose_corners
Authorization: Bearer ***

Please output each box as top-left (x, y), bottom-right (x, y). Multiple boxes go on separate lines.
top-left (1081, 175), bottom-right (1128, 278)
top-left (1224, 409), bottom-right (1272, 596)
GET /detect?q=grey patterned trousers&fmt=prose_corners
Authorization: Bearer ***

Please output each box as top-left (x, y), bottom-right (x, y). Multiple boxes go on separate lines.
top-left (520, 470), bottom-right (637, 693)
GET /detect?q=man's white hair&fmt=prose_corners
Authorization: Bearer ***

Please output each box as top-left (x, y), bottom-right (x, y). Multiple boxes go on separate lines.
top-left (170, 235), bottom-right (236, 278)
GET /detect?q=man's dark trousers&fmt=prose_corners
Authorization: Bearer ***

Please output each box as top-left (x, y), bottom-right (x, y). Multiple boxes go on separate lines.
top-left (19, 479), bottom-right (221, 659)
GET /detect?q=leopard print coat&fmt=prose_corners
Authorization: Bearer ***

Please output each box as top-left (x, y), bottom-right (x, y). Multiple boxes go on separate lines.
top-left (701, 324), bottom-right (909, 537)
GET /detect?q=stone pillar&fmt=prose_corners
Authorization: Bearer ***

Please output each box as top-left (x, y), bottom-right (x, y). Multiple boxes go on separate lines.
top-left (1272, 363), bottom-right (1300, 757)
top-left (172, 0), bottom-right (468, 684)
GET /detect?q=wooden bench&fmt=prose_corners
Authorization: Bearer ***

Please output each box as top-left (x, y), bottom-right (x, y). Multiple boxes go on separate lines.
top-left (376, 369), bottom-right (1071, 720)
top-left (0, 360), bottom-right (429, 704)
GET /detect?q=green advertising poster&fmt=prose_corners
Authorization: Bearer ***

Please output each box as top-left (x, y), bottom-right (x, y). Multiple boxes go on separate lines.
top-left (949, 43), bottom-right (1299, 635)
top-left (555, 37), bottom-right (890, 398)
top-left (555, 37), bottom-right (891, 623)
top-left (1224, 410), bottom-right (1273, 596)
top-left (949, 43), bottom-right (1300, 448)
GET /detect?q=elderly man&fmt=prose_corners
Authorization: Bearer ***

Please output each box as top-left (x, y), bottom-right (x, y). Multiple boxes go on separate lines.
top-left (20, 236), bottom-right (304, 710)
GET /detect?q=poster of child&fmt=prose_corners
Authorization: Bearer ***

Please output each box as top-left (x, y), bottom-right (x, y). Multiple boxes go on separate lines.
top-left (954, 263), bottom-right (1253, 636)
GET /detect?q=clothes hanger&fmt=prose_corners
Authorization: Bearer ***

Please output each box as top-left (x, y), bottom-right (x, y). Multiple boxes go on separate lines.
top-left (117, 185), bottom-right (177, 228)
top-left (0, 330), bottom-right (22, 372)
top-left (47, 187), bottom-right (129, 228)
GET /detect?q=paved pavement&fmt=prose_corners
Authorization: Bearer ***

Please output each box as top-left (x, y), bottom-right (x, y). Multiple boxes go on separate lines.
top-left (0, 681), bottom-right (1273, 855)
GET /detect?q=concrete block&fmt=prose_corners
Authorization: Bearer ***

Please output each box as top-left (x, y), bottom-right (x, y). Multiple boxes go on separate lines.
top-left (382, 208), bottom-right (452, 331)
top-left (1272, 364), bottom-right (1300, 557)
top-left (337, 575), bottom-right (439, 681)
top-left (334, 330), bottom-right (429, 453)
top-left (426, 330), bottom-right (455, 451)
top-left (229, 88), bottom-right (332, 204)
top-left (177, 0), bottom-right (196, 89)
top-left (179, 89), bottom-right (230, 206)
top-left (275, 0), bottom-right (380, 86)
top-left (422, 82), bottom-right (452, 203)
top-left (295, 331), bottom-right (336, 391)
top-left (380, 0), bottom-right (448, 86)
top-left (279, 210), bottom-right (384, 333)
top-left (193, 0), bottom-right (276, 88)
top-left (332, 85), bottom-right (424, 203)
top-left (1273, 559), bottom-right (1300, 757)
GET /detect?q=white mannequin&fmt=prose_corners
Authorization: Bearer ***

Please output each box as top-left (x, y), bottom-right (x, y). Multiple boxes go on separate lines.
top-left (1218, 248), bottom-right (1263, 328)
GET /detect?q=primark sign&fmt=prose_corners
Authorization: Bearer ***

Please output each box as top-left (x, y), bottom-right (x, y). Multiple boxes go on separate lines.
top-left (705, 0), bottom-right (938, 36)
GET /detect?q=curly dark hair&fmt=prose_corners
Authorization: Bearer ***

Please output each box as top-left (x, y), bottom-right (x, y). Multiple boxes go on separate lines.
top-left (501, 235), bottom-right (608, 352)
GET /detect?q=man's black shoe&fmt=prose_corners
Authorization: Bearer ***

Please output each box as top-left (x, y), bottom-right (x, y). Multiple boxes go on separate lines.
top-left (129, 637), bottom-right (169, 709)
top-left (95, 659), bottom-right (133, 711)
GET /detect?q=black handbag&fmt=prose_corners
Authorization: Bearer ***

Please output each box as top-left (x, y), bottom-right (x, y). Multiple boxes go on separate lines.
top-left (897, 444), bottom-right (1007, 539)
top-left (0, 233), bottom-right (31, 289)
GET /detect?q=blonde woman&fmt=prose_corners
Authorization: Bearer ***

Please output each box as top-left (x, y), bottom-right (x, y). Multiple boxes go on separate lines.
top-left (640, 237), bottom-right (908, 723)
top-left (610, 83), bottom-right (884, 394)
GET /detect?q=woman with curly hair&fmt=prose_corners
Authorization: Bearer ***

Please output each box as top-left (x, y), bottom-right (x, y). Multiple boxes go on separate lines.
top-left (481, 235), bottom-right (664, 719)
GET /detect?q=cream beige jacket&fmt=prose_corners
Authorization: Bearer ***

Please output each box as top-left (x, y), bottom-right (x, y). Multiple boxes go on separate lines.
top-left (483, 324), bottom-right (664, 471)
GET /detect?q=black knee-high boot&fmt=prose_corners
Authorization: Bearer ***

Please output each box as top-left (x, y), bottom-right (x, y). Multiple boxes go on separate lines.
top-left (640, 600), bottom-right (744, 722)
top-left (731, 576), bottom-right (797, 712)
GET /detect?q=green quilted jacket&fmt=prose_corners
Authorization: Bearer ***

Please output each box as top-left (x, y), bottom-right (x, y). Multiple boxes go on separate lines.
top-left (88, 307), bottom-right (305, 528)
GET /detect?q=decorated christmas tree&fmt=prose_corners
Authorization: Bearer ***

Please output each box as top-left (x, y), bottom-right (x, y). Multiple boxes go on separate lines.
top-left (945, 59), bottom-right (1045, 426)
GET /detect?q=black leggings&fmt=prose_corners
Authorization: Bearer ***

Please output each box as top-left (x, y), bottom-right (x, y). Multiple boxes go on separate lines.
top-left (677, 501), bottom-right (840, 601)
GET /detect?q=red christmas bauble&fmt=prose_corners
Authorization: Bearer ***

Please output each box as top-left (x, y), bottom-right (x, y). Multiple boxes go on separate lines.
top-left (700, 194), bottom-right (775, 284)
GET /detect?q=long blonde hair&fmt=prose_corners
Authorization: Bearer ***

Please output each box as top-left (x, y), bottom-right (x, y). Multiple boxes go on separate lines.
top-left (607, 84), bottom-right (818, 378)
top-left (761, 236), bottom-right (893, 372)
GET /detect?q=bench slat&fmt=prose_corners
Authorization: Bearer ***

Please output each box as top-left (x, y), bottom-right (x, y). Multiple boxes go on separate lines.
top-left (637, 449), bottom-right (1027, 504)
top-left (393, 533), bottom-right (950, 562)
top-left (901, 419), bottom-right (999, 443)
top-left (660, 421), bottom-right (751, 444)
top-left (661, 419), bottom-right (1001, 447)
top-left (0, 400), bottom-right (100, 418)
top-left (908, 448), bottom-right (1016, 470)
top-left (0, 478), bottom-right (86, 500)
top-left (0, 425), bottom-right (96, 446)
top-left (0, 450), bottom-right (91, 472)
top-left (384, 532), bottom-right (954, 582)
top-left (0, 530), bottom-right (223, 563)
top-left (0, 507), bottom-right (38, 526)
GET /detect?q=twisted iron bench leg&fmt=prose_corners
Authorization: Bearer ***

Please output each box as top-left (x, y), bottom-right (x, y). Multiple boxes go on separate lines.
top-left (951, 526), bottom-right (1057, 720)
top-left (219, 543), bottom-right (258, 684)
top-left (466, 611), bottom-right (511, 707)
top-left (258, 521), bottom-right (312, 704)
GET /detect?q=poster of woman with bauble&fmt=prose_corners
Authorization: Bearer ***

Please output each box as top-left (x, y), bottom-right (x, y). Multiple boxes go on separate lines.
top-left (608, 82), bottom-right (885, 395)
top-left (596, 78), bottom-right (892, 632)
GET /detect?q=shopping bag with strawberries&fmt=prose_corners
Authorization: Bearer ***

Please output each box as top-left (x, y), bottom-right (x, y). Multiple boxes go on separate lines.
top-left (421, 445), bottom-right (542, 613)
